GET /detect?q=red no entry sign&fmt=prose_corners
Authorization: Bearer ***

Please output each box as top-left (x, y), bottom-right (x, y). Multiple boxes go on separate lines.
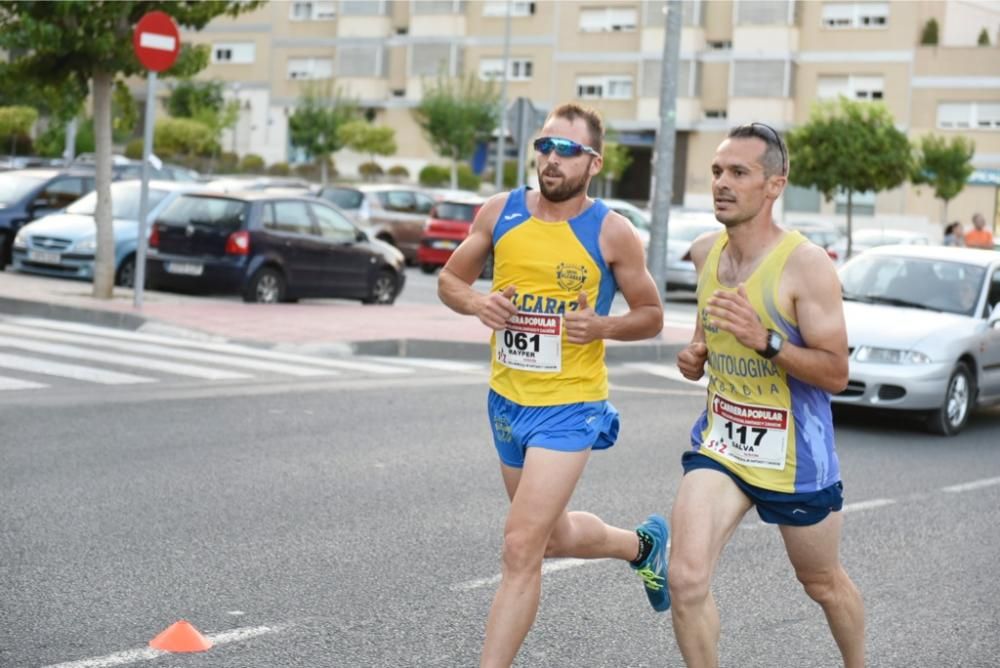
top-left (133, 11), bottom-right (181, 72)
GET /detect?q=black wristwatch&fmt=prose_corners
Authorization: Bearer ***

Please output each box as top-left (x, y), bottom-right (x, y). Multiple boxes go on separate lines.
top-left (758, 328), bottom-right (784, 359)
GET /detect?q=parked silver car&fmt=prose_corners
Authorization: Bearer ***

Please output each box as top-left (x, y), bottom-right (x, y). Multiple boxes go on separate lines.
top-left (834, 245), bottom-right (1000, 435)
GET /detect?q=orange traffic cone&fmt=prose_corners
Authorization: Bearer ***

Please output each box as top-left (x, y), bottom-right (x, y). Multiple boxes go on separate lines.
top-left (149, 620), bottom-right (213, 653)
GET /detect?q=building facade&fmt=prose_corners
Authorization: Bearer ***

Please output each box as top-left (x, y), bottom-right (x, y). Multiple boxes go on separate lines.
top-left (184, 0), bottom-right (1000, 232)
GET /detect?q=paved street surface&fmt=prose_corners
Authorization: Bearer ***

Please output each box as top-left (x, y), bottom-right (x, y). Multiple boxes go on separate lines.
top-left (2, 352), bottom-right (999, 667)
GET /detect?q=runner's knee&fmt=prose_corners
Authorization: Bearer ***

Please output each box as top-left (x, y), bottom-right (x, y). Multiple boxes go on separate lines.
top-left (501, 527), bottom-right (547, 574)
top-left (795, 567), bottom-right (840, 606)
top-left (667, 559), bottom-right (712, 606)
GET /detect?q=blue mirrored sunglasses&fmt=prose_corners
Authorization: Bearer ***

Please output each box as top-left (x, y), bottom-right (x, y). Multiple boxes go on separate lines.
top-left (533, 136), bottom-right (600, 158)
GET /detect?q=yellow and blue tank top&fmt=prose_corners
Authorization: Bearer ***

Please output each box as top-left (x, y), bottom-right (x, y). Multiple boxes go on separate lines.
top-left (488, 187), bottom-right (617, 406)
top-left (690, 230), bottom-right (840, 494)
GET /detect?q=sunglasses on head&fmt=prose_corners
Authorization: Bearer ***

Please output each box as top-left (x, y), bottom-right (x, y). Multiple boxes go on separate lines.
top-left (748, 122), bottom-right (787, 176)
top-left (533, 136), bottom-right (600, 158)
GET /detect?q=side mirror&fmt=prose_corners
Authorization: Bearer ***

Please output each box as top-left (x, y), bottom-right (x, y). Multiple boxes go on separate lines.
top-left (356, 229), bottom-right (367, 243)
top-left (428, 205), bottom-right (438, 218)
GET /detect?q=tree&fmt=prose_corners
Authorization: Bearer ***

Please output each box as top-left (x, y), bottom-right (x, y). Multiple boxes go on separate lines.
top-left (977, 28), bottom-right (990, 46)
top-left (911, 134), bottom-right (975, 224)
top-left (920, 18), bottom-right (939, 45)
top-left (786, 98), bottom-right (912, 259)
top-left (287, 82), bottom-right (359, 185)
top-left (166, 79), bottom-right (224, 118)
top-left (154, 117), bottom-right (217, 160)
top-left (601, 141), bottom-right (633, 197)
top-left (338, 120), bottom-right (397, 181)
top-left (412, 73), bottom-right (499, 190)
top-left (0, 0), bottom-right (262, 299)
top-left (0, 106), bottom-right (38, 156)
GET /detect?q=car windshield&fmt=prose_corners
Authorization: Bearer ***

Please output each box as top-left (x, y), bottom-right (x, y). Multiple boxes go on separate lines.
top-left (840, 254), bottom-right (986, 316)
top-left (158, 195), bottom-right (248, 231)
top-left (671, 220), bottom-right (722, 242)
top-left (435, 202), bottom-right (477, 222)
top-left (66, 183), bottom-right (170, 220)
top-left (321, 188), bottom-right (364, 210)
top-left (0, 173), bottom-right (46, 207)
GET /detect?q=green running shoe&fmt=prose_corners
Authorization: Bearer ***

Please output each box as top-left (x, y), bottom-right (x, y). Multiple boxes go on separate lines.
top-left (631, 514), bottom-right (670, 612)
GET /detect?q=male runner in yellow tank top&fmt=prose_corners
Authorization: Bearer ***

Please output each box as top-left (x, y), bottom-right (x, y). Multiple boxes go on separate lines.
top-left (671, 124), bottom-right (865, 667)
top-left (439, 103), bottom-right (667, 667)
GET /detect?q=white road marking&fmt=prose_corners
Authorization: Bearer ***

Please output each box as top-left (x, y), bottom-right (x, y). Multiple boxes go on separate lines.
top-left (0, 336), bottom-right (249, 381)
top-left (942, 476), bottom-right (1000, 493)
top-left (0, 323), bottom-right (336, 377)
top-left (610, 383), bottom-right (703, 397)
top-left (0, 352), bottom-right (154, 385)
top-left (9, 318), bottom-right (412, 375)
top-left (840, 498), bottom-right (897, 513)
top-left (0, 375), bottom-right (47, 390)
top-left (356, 356), bottom-right (485, 372)
top-left (623, 362), bottom-right (708, 387)
top-left (452, 558), bottom-right (607, 592)
top-left (42, 625), bottom-right (279, 668)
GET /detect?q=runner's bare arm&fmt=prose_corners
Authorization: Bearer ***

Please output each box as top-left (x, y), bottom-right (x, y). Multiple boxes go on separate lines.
top-left (438, 194), bottom-right (517, 330)
top-left (577, 211), bottom-right (662, 342)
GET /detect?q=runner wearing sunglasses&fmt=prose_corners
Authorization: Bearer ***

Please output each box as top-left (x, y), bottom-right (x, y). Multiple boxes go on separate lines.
top-left (438, 103), bottom-right (667, 667)
top-left (670, 124), bottom-right (864, 667)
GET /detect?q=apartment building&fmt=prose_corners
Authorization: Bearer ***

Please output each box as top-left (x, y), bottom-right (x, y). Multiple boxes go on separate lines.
top-left (184, 0), bottom-right (1000, 231)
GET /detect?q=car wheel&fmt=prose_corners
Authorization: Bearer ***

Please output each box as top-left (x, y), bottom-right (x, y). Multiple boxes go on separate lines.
top-left (419, 263), bottom-right (437, 275)
top-left (243, 267), bottom-right (285, 304)
top-left (362, 268), bottom-right (398, 305)
top-left (115, 255), bottom-right (136, 288)
top-left (480, 252), bottom-right (494, 280)
top-left (927, 362), bottom-right (974, 436)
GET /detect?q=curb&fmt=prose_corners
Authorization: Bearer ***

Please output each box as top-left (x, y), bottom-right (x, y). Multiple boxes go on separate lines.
top-left (0, 296), bottom-right (147, 331)
top-left (350, 338), bottom-right (685, 363)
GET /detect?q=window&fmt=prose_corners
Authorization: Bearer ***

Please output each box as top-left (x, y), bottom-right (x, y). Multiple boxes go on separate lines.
top-left (817, 75), bottom-right (883, 101)
top-left (410, 44), bottom-right (459, 76)
top-left (576, 75), bottom-right (633, 100)
top-left (289, 1), bottom-right (336, 20)
top-left (483, 1), bottom-right (535, 17)
top-left (938, 102), bottom-right (1000, 130)
top-left (288, 58), bottom-right (333, 80)
top-left (412, 0), bottom-right (464, 14)
top-left (707, 40), bottom-right (732, 50)
top-left (340, 0), bottom-right (387, 15)
top-left (704, 109), bottom-right (728, 119)
top-left (270, 201), bottom-right (315, 235)
top-left (579, 7), bottom-right (638, 32)
top-left (822, 2), bottom-right (888, 29)
top-left (319, 187), bottom-right (365, 211)
top-left (732, 61), bottom-right (787, 97)
top-left (212, 42), bottom-right (255, 64)
top-left (312, 204), bottom-right (358, 243)
top-left (736, 1), bottom-right (792, 25)
top-left (35, 178), bottom-right (88, 210)
top-left (834, 189), bottom-right (875, 216)
top-left (337, 46), bottom-right (384, 77)
top-left (378, 190), bottom-right (417, 213)
top-left (479, 57), bottom-right (533, 81)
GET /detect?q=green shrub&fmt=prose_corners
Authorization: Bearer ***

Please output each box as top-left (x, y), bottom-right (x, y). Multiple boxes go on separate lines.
top-left (238, 153), bottom-right (265, 173)
top-left (154, 117), bottom-right (217, 159)
top-left (920, 18), bottom-right (939, 45)
top-left (387, 165), bottom-right (409, 180)
top-left (359, 161), bottom-right (384, 180)
top-left (419, 164), bottom-right (450, 187)
top-left (267, 162), bottom-right (291, 176)
top-left (457, 164), bottom-right (481, 191)
top-left (124, 138), bottom-right (144, 160)
top-left (217, 151), bottom-right (239, 172)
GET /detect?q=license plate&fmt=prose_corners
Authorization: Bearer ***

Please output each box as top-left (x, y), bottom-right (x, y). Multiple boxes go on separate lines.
top-left (431, 240), bottom-right (458, 250)
top-left (166, 261), bottom-right (203, 276)
top-left (28, 250), bottom-right (61, 265)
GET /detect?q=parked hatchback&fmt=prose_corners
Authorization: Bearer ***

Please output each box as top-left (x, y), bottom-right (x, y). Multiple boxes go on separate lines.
top-left (11, 180), bottom-right (201, 287)
top-left (315, 184), bottom-right (436, 262)
top-left (146, 192), bottom-right (406, 304)
top-left (416, 197), bottom-right (485, 275)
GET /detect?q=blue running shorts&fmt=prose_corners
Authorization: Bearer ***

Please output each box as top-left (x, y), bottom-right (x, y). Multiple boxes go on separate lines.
top-left (681, 451), bottom-right (844, 527)
top-left (487, 389), bottom-right (620, 469)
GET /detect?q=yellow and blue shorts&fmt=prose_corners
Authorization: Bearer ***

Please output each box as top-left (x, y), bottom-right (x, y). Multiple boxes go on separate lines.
top-left (487, 389), bottom-right (620, 468)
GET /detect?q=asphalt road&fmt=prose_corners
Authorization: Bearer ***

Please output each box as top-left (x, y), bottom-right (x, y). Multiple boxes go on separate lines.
top-left (2, 364), bottom-right (998, 668)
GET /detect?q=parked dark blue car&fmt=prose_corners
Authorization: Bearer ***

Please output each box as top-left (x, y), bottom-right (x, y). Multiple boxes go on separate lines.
top-left (146, 192), bottom-right (406, 304)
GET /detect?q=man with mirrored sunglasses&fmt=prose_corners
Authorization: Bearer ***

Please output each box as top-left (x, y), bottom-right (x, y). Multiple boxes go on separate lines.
top-left (438, 103), bottom-right (668, 667)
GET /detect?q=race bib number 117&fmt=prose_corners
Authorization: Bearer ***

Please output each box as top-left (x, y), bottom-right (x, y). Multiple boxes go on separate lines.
top-left (704, 394), bottom-right (789, 470)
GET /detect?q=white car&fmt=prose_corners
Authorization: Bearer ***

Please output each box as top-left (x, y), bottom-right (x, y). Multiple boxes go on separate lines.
top-left (831, 227), bottom-right (931, 263)
top-left (834, 245), bottom-right (1000, 435)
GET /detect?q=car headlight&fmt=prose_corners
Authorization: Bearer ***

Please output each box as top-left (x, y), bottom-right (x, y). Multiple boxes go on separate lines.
top-left (73, 237), bottom-right (97, 252)
top-left (854, 346), bottom-right (932, 364)
top-left (13, 230), bottom-right (28, 249)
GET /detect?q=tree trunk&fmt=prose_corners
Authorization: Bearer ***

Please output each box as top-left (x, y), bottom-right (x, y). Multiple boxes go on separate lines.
top-left (92, 70), bottom-right (115, 299)
top-left (845, 190), bottom-right (854, 261)
top-left (450, 156), bottom-right (458, 190)
top-left (320, 155), bottom-right (329, 185)
top-left (941, 198), bottom-right (948, 226)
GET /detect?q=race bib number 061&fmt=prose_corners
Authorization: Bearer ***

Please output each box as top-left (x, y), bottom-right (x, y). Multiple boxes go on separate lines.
top-left (704, 394), bottom-right (789, 470)
top-left (497, 313), bottom-right (562, 373)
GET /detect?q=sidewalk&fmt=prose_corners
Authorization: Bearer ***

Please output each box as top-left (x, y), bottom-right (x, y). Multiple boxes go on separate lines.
top-left (0, 271), bottom-right (691, 361)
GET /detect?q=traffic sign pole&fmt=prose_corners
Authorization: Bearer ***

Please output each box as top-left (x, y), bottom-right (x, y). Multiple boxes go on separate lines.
top-left (131, 11), bottom-right (180, 309)
top-left (133, 70), bottom-right (157, 309)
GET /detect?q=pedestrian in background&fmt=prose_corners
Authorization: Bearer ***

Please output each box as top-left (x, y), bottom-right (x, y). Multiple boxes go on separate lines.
top-left (671, 123), bottom-right (865, 668)
top-left (964, 213), bottom-right (995, 249)
top-left (437, 103), bottom-right (670, 668)
top-left (943, 221), bottom-right (965, 246)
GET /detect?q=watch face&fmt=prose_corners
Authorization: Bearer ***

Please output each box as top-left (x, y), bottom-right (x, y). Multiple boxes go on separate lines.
top-left (769, 331), bottom-right (783, 350)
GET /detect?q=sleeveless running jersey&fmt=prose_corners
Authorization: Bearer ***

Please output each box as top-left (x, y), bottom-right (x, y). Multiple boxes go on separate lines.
top-left (488, 187), bottom-right (617, 406)
top-left (690, 230), bottom-right (840, 494)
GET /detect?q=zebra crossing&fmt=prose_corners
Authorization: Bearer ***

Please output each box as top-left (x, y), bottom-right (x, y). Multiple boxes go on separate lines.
top-left (0, 316), bottom-right (487, 395)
